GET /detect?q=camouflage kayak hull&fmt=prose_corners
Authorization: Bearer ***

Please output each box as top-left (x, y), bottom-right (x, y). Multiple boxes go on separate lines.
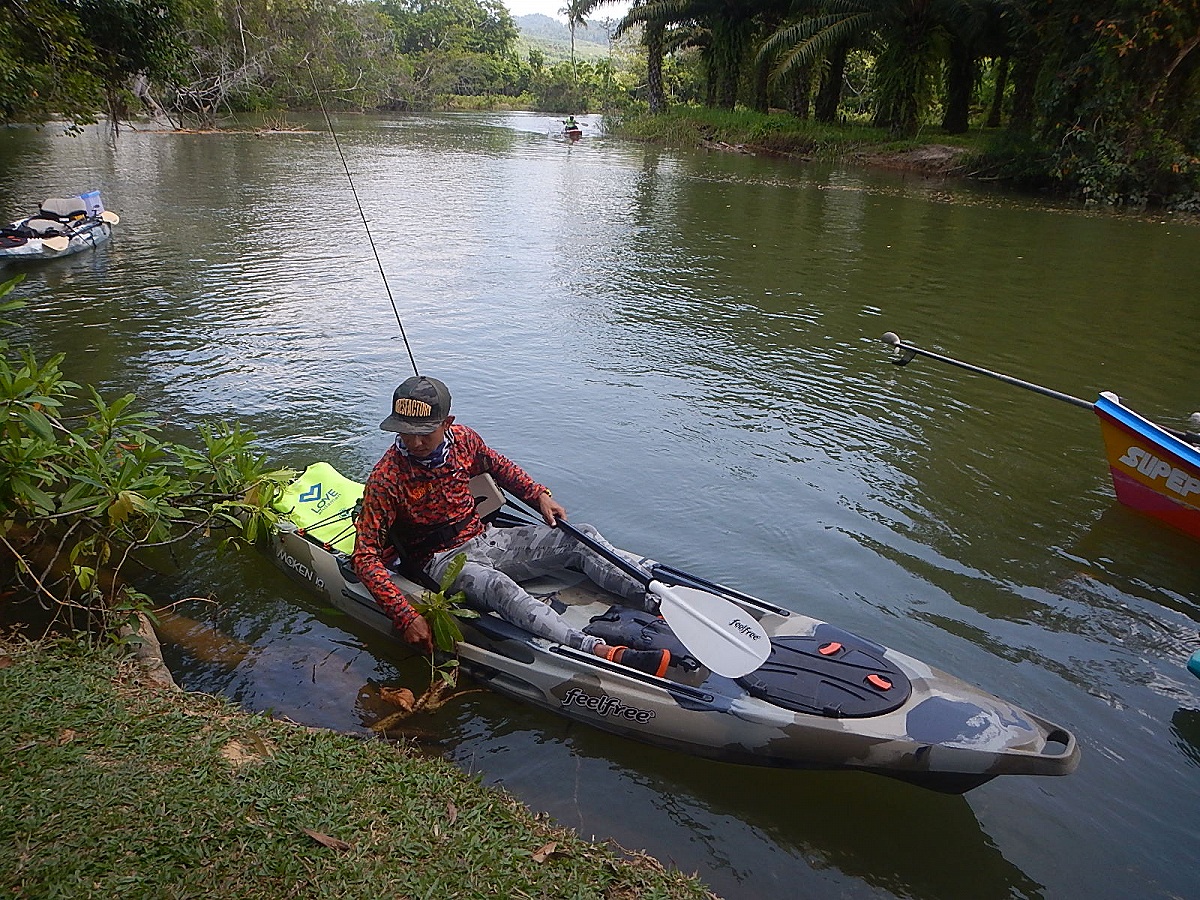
top-left (269, 463), bottom-right (1079, 793)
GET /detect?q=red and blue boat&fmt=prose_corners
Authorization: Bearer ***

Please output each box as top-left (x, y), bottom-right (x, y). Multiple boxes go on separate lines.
top-left (1094, 392), bottom-right (1200, 541)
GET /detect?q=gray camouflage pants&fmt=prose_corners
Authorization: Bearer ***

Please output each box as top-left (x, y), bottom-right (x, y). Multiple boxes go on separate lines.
top-left (426, 522), bottom-right (655, 652)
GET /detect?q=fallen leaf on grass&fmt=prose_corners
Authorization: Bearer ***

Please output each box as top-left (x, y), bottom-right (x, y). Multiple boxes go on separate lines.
top-left (531, 841), bottom-right (562, 864)
top-left (220, 735), bottom-right (273, 770)
top-left (380, 686), bottom-right (415, 711)
top-left (447, 801), bottom-right (457, 825)
top-left (57, 729), bottom-right (77, 745)
top-left (0, 655), bottom-right (13, 669)
top-left (302, 828), bottom-right (353, 852)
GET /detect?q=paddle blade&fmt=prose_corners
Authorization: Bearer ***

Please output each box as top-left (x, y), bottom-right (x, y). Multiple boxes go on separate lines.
top-left (100, 210), bottom-right (120, 224)
top-left (41, 236), bottom-right (69, 252)
top-left (653, 583), bottom-right (771, 679)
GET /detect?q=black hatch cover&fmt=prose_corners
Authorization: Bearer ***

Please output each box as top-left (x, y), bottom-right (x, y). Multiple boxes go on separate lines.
top-left (737, 630), bottom-right (912, 718)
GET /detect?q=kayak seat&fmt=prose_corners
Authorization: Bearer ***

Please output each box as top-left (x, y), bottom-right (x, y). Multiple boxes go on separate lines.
top-left (470, 472), bottom-right (505, 521)
top-left (737, 626), bottom-right (912, 718)
top-left (40, 197), bottom-right (88, 221)
top-left (24, 218), bottom-right (66, 237)
top-left (584, 605), bottom-right (701, 671)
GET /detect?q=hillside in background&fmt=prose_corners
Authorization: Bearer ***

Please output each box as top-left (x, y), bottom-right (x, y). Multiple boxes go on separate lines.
top-left (515, 13), bottom-right (617, 62)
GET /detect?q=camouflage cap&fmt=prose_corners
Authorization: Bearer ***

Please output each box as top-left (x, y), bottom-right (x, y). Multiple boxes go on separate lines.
top-left (380, 376), bottom-right (451, 434)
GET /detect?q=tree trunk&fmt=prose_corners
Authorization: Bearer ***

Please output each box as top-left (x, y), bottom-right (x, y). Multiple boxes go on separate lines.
top-left (751, 50), bottom-right (769, 112)
top-left (986, 56), bottom-right (1008, 128)
top-left (703, 48), bottom-right (717, 108)
top-left (941, 39), bottom-right (975, 133)
top-left (710, 17), bottom-right (742, 110)
top-left (646, 22), bottom-right (666, 114)
top-left (1009, 49), bottom-right (1038, 130)
top-left (788, 64), bottom-right (812, 119)
top-left (815, 43), bottom-right (847, 122)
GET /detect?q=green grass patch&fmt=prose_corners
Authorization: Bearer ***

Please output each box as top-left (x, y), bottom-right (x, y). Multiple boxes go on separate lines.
top-left (0, 636), bottom-right (713, 899)
top-left (612, 105), bottom-right (990, 163)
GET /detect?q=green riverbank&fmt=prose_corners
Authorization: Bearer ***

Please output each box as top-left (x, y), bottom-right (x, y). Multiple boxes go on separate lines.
top-left (0, 634), bottom-right (714, 899)
top-left (612, 107), bottom-right (1005, 181)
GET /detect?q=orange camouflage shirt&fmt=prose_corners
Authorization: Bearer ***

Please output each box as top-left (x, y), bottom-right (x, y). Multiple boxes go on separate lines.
top-left (351, 423), bottom-right (546, 630)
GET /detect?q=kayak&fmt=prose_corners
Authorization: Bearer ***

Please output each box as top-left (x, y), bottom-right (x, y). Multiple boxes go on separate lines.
top-left (269, 462), bottom-right (1080, 794)
top-left (1189, 650), bottom-right (1200, 681)
top-left (0, 193), bottom-right (116, 263)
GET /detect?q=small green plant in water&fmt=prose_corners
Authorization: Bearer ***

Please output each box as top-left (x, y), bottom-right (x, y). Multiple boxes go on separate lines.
top-left (373, 553), bottom-right (480, 731)
top-left (0, 275), bottom-right (295, 640)
top-left (413, 552), bottom-right (478, 663)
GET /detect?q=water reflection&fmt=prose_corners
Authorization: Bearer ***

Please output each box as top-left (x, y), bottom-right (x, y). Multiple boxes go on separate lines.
top-left (1171, 707), bottom-right (1200, 768)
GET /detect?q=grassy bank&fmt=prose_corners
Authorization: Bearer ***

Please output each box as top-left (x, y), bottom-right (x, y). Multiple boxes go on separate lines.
top-left (0, 635), bottom-right (714, 899)
top-left (611, 107), bottom-right (989, 175)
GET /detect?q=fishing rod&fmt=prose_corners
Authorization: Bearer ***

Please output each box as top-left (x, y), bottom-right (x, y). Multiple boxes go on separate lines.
top-left (310, 76), bottom-right (420, 376)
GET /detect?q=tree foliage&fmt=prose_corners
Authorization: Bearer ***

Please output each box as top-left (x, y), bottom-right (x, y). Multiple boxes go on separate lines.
top-left (0, 276), bottom-right (293, 638)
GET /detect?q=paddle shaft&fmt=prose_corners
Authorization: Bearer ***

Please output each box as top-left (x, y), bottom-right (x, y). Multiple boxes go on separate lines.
top-left (882, 332), bottom-right (1093, 411)
top-left (503, 499), bottom-right (782, 613)
top-left (552, 517), bottom-right (770, 669)
top-left (551, 517), bottom-right (647, 586)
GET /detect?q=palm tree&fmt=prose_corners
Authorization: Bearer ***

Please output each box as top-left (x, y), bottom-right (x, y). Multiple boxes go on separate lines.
top-left (612, 0), bottom-right (670, 113)
top-left (561, 0), bottom-right (592, 75)
top-left (760, 0), bottom-right (986, 136)
top-left (940, 1), bottom-right (1017, 133)
top-left (627, 0), bottom-right (769, 110)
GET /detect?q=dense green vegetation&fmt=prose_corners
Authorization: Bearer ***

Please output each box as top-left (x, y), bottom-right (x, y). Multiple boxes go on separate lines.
top-left (610, 0), bottom-right (1200, 208)
top-left (2, 1), bottom-right (1197, 206)
top-left (0, 275), bottom-right (290, 637)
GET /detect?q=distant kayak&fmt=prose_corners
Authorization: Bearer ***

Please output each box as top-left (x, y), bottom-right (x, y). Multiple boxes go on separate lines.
top-left (0, 192), bottom-right (117, 263)
top-left (268, 462), bottom-right (1080, 794)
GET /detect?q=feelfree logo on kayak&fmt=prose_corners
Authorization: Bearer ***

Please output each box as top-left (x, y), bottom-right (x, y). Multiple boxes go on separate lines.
top-left (1118, 445), bottom-right (1200, 499)
top-left (561, 687), bottom-right (656, 723)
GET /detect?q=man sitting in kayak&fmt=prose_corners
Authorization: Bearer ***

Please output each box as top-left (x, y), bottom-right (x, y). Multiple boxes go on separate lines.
top-left (352, 375), bottom-right (671, 677)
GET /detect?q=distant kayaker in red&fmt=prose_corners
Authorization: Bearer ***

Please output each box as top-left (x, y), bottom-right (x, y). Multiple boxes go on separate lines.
top-left (352, 375), bottom-right (671, 677)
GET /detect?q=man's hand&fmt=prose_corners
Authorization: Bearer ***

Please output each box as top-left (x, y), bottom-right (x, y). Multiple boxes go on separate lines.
top-left (400, 615), bottom-right (434, 655)
top-left (537, 490), bottom-right (567, 526)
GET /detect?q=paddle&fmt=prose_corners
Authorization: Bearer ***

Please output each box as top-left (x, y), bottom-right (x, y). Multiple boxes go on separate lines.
top-left (100, 210), bottom-right (120, 224)
top-left (550, 516), bottom-right (771, 679)
top-left (41, 235), bottom-right (70, 252)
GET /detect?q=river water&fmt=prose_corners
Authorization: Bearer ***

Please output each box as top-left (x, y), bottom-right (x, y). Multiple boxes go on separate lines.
top-left (2, 112), bottom-right (1198, 899)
